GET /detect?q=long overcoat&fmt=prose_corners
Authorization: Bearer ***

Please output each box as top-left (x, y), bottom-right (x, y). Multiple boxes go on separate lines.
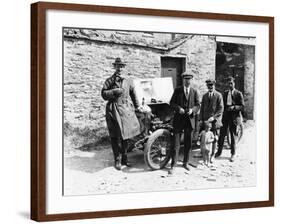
top-left (199, 90), bottom-right (224, 129)
top-left (101, 74), bottom-right (141, 140)
top-left (170, 86), bottom-right (200, 133)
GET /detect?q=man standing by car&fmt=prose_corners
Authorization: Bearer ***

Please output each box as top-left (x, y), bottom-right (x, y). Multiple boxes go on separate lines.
top-left (216, 76), bottom-right (244, 162)
top-left (101, 57), bottom-right (141, 170)
top-left (169, 71), bottom-right (200, 174)
top-left (200, 79), bottom-right (224, 163)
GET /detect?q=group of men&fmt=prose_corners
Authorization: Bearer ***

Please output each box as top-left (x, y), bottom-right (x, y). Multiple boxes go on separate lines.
top-left (101, 58), bottom-right (245, 172)
top-left (169, 71), bottom-right (244, 174)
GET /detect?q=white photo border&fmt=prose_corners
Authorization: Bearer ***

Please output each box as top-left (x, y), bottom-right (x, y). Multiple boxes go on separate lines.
top-left (46, 9), bottom-right (269, 214)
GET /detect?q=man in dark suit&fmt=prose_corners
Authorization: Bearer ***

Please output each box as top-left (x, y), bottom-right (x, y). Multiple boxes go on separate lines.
top-left (169, 71), bottom-right (200, 174)
top-left (216, 77), bottom-right (244, 162)
top-left (199, 79), bottom-right (224, 163)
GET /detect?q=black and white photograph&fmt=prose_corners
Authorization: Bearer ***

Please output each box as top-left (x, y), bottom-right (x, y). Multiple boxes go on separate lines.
top-left (63, 28), bottom-right (256, 196)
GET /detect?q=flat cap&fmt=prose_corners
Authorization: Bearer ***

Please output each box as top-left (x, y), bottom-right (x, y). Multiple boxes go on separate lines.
top-left (227, 76), bottom-right (235, 82)
top-left (181, 71), bottom-right (193, 79)
top-left (205, 79), bottom-right (216, 85)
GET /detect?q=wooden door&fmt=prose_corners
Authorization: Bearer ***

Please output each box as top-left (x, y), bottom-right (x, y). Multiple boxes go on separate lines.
top-left (161, 57), bottom-right (185, 88)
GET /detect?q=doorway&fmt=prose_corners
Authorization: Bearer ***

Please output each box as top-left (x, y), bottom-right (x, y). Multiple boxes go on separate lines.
top-left (161, 57), bottom-right (186, 88)
top-left (216, 41), bottom-right (255, 119)
top-left (215, 42), bottom-right (245, 94)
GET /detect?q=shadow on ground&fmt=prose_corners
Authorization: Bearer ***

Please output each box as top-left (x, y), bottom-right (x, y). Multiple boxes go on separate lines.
top-left (65, 145), bottom-right (149, 174)
top-left (65, 120), bottom-right (252, 174)
top-left (65, 145), bottom-right (212, 174)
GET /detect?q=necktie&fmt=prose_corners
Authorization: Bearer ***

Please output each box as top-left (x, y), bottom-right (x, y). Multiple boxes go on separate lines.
top-left (183, 87), bottom-right (188, 100)
top-left (208, 93), bottom-right (212, 105)
top-left (227, 90), bottom-right (232, 105)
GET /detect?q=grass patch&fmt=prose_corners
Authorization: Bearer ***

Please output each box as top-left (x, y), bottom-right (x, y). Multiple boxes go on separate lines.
top-left (64, 122), bottom-right (110, 153)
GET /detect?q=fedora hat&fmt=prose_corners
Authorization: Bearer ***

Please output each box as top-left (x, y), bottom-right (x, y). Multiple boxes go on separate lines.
top-left (112, 57), bottom-right (126, 67)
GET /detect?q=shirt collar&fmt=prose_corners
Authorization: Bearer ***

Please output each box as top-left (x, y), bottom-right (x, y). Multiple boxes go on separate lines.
top-left (184, 86), bottom-right (190, 92)
top-left (229, 88), bottom-right (235, 94)
top-left (113, 72), bottom-right (124, 81)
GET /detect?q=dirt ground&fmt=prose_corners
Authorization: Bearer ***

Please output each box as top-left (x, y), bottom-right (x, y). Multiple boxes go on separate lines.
top-left (64, 121), bottom-right (256, 196)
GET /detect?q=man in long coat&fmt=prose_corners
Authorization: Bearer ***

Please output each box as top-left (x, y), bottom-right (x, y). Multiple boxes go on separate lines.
top-left (101, 58), bottom-right (141, 170)
top-left (216, 76), bottom-right (244, 162)
top-left (169, 71), bottom-right (200, 174)
top-left (199, 79), bottom-right (224, 163)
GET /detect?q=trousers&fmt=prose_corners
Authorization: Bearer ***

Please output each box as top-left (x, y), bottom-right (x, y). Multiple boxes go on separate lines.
top-left (170, 121), bottom-right (193, 167)
top-left (110, 137), bottom-right (129, 162)
top-left (218, 115), bottom-right (237, 155)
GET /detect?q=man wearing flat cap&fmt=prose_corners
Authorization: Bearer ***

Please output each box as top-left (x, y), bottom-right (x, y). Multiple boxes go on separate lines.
top-left (216, 76), bottom-right (244, 162)
top-left (101, 57), bottom-right (141, 170)
top-left (169, 70), bottom-right (200, 174)
top-left (199, 78), bottom-right (224, 163)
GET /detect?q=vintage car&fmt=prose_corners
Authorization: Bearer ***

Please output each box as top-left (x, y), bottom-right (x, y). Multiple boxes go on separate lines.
top-left (130, 77), bottom-right (243, 170)
top-left (131, 77), bottom-right (174, 170)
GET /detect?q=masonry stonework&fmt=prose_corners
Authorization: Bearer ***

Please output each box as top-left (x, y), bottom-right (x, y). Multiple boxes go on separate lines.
top-left (169, 35), bottom-right (216, 94)
top-left (64, 29), bottom-right (252, 146)
top-left (244, 45), bottom-right (255, 119)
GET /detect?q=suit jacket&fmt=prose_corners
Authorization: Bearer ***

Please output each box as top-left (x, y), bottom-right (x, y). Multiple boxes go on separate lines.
top-left (200, 90), bottom-right (224, 129)
top-left (170, 86), bottom-right (200, 132)
top-left (222, 89), bottom-right (244, 124)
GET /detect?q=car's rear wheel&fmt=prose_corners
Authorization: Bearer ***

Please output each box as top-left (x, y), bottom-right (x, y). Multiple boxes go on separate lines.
top-left (227, 123), bottom-right (244, 147)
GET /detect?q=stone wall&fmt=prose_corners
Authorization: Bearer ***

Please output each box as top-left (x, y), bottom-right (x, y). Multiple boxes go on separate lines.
top-left (64, 39), bottom-right (162, 132)
top-left (215, 42), bottom-right (245, 93)
top-left (169, 35), bottom-right (216, 95)
top-left (63, 33), bottom-right (216, 147)
top-left (215, 42), bottom-right (255, 119)
top-left (244, 45), bottom-right (255, 119)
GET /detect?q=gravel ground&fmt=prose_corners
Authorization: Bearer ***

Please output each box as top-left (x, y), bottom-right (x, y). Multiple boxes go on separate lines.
top-left (64, 121), bottom-right (256, 196)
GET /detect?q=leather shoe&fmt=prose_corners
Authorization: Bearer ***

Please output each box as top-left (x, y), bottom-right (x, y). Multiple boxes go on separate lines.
top-left (182, 163), bottom-right (190, 171)
top-left (230, 155), bottom-right (235, 162)
top-left (121, 156), bottom-right (132, 167)
top-left (168, 167), bottom-right (174, 175)
top-left (114, 160), bottom-right (121, 170)
top-left (121, 160), bottom-right (132, 167)
top-left (215, 152), bottom-right (221, 158)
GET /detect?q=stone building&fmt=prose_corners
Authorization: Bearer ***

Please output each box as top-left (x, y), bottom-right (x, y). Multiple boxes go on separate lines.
top-left (215, 37), bottom-right (255, 119)
top-left (63, 28), bottom-right (255, 145)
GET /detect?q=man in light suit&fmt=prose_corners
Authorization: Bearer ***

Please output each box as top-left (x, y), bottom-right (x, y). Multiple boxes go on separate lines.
top-left (199, 79), bottom-right (224, 163)
top-left (169, 71), bottom-right (200, 174)
top-left (216, 76), bottom-right (244, 162)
